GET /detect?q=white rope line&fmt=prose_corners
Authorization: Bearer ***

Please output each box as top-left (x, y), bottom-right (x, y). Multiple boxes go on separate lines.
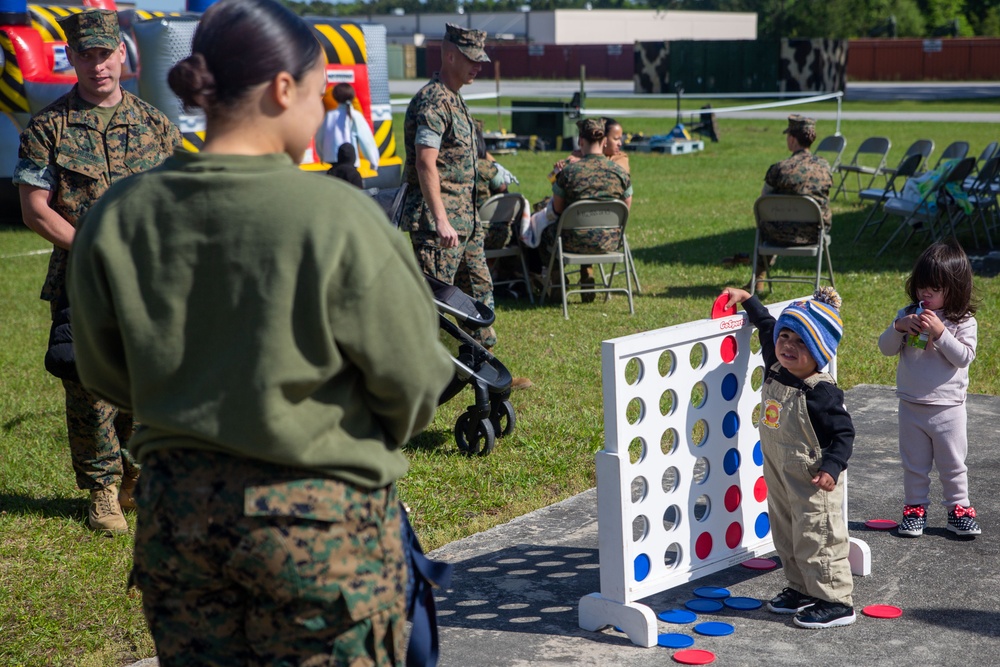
top-left (392, 92), bottom-right (844, 118)
top-left (0, 248), bottom-right (51, 260)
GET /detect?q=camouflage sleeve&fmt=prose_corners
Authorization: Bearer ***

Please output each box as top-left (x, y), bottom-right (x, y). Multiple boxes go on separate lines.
top-left (764, 161), bottom-right (785, 190)
top-left (412, 95), bottom-right (448, 148)
top-left (13, 119), bottom-right (57, 189)
top-left (482, 160), bottom-right (505, 192)
top-left (168, 122), bottom-right (183, 150)
top-left (552, 169), bottom-right (568, 198)
top-left (414, 126), bottom-right (442, 149)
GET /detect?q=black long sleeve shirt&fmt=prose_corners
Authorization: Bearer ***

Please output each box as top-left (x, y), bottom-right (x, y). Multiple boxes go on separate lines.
top-left (744, 296), bottom-right (855, 481)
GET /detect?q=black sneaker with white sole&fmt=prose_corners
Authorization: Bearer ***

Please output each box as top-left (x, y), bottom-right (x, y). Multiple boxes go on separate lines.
top-left (767, 587), bottom-right (817, 614)
top-left (793, 600), bottom-right (856, 628)
top-left (898, 504), bottom-right (927, 537)
top-left (947, 505), bottom-right (982, 536)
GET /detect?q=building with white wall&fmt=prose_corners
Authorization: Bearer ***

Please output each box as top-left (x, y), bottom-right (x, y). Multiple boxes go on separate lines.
top-left (345, 9), bottom-right (757, 46)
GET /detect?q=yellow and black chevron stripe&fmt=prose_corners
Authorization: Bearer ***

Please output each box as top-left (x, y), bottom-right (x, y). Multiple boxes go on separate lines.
top-left (373, 119), bottom-right (399, 164)
top-left (0, 32), bottom-right (29, 113)
top-left (133, 10), bottom-right (182, 20)
top-left (27, 5), bottom-right (84, 43)
top-left (181, 132), bottom-right (205, 152)
top-left (310, 22), bottom-right (366, 66)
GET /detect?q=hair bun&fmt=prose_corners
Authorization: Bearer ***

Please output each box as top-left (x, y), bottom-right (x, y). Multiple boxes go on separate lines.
top-left (168, 53), bottom-right (217, 109)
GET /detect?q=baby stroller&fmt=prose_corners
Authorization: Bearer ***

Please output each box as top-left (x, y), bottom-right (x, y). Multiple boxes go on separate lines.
top-left (368, 185), bottom-right (516, 455)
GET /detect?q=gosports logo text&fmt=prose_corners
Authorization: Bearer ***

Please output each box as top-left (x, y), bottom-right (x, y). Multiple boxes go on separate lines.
top-left (718, 317), bottom-right (746, 331)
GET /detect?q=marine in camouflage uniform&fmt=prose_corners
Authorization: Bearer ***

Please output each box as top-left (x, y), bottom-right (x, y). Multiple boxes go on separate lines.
top-left (539, 153), bottom-right (633, 268)
top-left (402, 24), bottom-right (496, 348)
top-left (13, 10), bottom-right (181, 499)
top-left (761, 115), bottom-right (833, 245)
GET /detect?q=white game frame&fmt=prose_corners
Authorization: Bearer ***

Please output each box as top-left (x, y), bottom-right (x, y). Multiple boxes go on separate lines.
top-left (578, 298), bottom-right (870, 647)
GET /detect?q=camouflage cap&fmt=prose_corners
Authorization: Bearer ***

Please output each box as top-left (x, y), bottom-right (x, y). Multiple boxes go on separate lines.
top-left (577, 117), bottom-right (605, 139)
top-left (783, 114), bottom-right (816, 136)
top-left (59, 9), bottom-right (121, 52)
top-left (444, 23), bottom-right (490, 63)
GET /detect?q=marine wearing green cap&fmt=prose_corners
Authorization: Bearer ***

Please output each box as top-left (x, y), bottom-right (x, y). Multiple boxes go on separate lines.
top-left (14, 3), bottom-right (180, 535)
top-left (58, 9), bottom-right (121, 52)
top-left (444, 23), bottom-right (490, 63)
top-left (783, 114), bottom-right (818, 144)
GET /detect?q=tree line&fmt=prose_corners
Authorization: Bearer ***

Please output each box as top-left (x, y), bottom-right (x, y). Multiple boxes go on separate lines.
top-left (281, 0), bottom-right (1000, 38)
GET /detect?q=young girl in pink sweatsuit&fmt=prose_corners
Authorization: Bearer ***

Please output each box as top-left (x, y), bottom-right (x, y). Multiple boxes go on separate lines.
top-left (878, 241), bottom-right (980, 537)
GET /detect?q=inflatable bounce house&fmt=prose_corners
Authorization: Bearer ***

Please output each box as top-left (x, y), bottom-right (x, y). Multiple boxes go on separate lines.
top-left (0, 0), bottom-right (401, 218)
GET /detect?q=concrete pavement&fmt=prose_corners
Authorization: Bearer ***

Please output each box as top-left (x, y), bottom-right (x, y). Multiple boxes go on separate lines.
top-left (124, 388), bottom-right (1000, 666)
top-left (427, 384), bottom-right (1000, 667)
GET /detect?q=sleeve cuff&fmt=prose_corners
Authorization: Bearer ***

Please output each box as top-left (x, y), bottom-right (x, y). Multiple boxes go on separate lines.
top-left (415, 125), bottom-right (442, 149)
top-left (12, 158), bottom-right (55, 189)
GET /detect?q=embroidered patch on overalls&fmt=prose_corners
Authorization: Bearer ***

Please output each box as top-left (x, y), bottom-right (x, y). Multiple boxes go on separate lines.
top-left (762, 399), bottom-right (782, 429)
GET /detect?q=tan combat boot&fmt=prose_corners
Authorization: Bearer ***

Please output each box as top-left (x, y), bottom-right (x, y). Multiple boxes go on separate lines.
top-left (89, 484), bottom-right (128, 534)
top-left (118, 469), bottom-right (139, 512)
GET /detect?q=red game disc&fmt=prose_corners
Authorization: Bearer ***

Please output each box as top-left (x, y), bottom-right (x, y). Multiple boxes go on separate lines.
top-left (673, 649), bottom-right (716, 665)
top-left (741, 558), bottom-right (777, 570)
top-left (863, 604), bottom-right (903, 619)
top-left (865, 519), bottom-right (899, 530)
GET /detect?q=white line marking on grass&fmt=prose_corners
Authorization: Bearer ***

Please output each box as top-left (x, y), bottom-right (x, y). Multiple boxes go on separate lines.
top-left (0, 249), bottom-right (51, 260)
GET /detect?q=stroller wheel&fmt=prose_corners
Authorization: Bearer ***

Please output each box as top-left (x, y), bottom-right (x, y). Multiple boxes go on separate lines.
top-left (490, 400), bottom-right (516, 438)
top-left (455, 412), bottom-right (496, 456)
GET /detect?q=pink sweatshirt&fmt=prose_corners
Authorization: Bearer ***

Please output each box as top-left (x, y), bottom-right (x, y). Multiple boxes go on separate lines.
top-left (878, 306), bottom-right (978, 405)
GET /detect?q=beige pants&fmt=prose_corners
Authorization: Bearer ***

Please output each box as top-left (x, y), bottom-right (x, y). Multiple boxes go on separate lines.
top-left (762, 436), bottom-right (853, 606)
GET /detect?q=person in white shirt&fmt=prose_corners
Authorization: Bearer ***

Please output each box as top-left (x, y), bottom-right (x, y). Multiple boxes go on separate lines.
top-left (317, 82), bottom-right (380, 174)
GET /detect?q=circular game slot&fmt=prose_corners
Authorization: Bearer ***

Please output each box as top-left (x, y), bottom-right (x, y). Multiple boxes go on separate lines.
top-left (663, 504), bottom-right (681, 531)
top-left (624, 357), bottom-right (643, 385)
top-left (626, 397), bottom-right (644, 425)
top-left (632, 514), bottom-right (649, 542)
top-left (660, 389), bottom-right (677, 416)
top-left (689, 342), bottom-right (707, 370)
top-left (691, 381), bottom-right (708, 409)
top-left (661, 427), bottom-right (678, 456)
top-left (628, 437), bottom-right (645, 464)
top-left (664, 543), bottom-right (683, 569)
top-left (693, 494), bottom-right (711, 522)
top-left (631, 476), bottom-right (647, 503)
top-left (658, 349), bottom-right (676, 377)
top-left (662, 467), bottom-right (680, 493)
top-left (720, 334), bottom-right (738, 363)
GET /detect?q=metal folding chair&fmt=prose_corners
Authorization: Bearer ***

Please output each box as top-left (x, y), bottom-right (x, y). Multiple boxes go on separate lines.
top-left (832, 137), bottom-right (891, 201)
top-left (855, 153), bottom-right (925, 242)
top-left (540, 200), bottom-right (634, 319)
top-left (883, 139), bottom-right (934, 177)
top-left (950, 155), bottom-right (1000, 249)
top-left (876, 157), bottom-right (976, 258)
top-left (814, 135), bottom-right (847, 173)
top-left (928, 141), bottom-right (970, 172)
top-left (751, 195), bottom-right (834, 296)
top-left (479, 193), bottom-right (534, 304)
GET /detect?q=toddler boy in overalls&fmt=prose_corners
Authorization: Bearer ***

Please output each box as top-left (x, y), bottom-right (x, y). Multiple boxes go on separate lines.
top-left (722, 286), bottom-right (856, 628)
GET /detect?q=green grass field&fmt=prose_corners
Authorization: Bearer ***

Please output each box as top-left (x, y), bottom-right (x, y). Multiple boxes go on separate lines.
top-left (1, 102), bottom-right (998, 666)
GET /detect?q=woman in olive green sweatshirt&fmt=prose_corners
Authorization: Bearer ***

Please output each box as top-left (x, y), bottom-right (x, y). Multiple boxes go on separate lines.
top-left (67, 1), bottom-right (454, 664)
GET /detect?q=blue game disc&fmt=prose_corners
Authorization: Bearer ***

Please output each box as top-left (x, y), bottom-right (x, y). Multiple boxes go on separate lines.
top-left (657, 633), bottom-right (695, 648)
top-left (694, 621), bottom-right (735, 637)
top-left (658, 609), bottom-right (697, 624)
top-left (694, 586), bottom-right (731, 600)
top-left (685, 598), bottom-right (724, 613)
top-left (724, 596), bottom-right (763, 610)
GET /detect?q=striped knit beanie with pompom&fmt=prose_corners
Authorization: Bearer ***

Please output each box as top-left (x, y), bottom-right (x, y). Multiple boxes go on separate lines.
top-left (774, 287), bottom-right (843, 369)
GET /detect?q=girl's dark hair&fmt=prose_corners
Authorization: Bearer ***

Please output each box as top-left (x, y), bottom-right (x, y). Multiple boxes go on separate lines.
top-left (905, 240), bottom-right (978, 322)
top-left (603, 117), bottom-right (622, 134)
top-left (168, 0), bottom-right (321, 111)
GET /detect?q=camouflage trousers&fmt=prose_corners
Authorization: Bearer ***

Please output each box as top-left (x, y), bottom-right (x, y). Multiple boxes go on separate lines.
top-left (133, 449), bottom-right (406, 667)
top-left (62, 378), bottom-right (137, 490)
top-left (538, 224), bottom-right (622, 270)
top-left (758, 219), bottom-right (826, 246)
top-left (412, 226), bottom-right (497, 349)
top-left (483, 220), bottom-right (514, 251)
